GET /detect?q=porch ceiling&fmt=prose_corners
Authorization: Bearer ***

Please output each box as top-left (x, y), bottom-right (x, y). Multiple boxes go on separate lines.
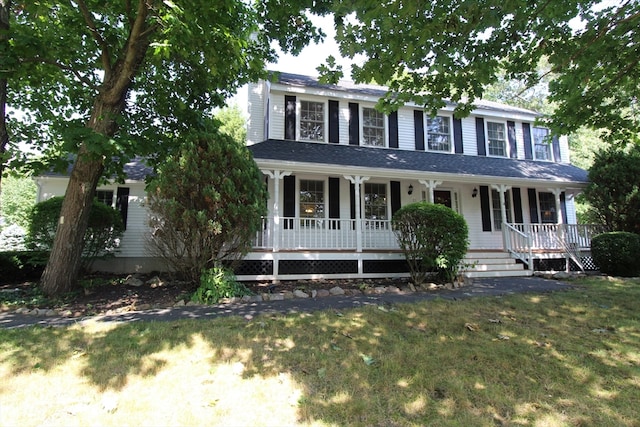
top-left (249, 139), bottom-right (589, 186)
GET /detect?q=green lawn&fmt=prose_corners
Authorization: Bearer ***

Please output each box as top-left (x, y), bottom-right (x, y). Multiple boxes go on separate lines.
top-left (1, 276), bottom-right (639, 426)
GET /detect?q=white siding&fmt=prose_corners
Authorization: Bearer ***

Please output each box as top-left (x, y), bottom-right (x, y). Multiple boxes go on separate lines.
top-left (397, 108), bottom-right (414, 151)
top-left (269, 93), bottom-right (285, 141)
top-left (339, 103), bottom-right (350, 145)
top-left (559, 135), bottom-right (571, 164)
top-left (461, 116), bottom-right (478, 156)
top-left (246, 81), bottom-right (266, 145)
top-left (516, 122), bottom-right (526, 160)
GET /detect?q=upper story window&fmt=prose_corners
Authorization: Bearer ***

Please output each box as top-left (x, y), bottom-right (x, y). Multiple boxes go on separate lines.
top-left (362, 107), bottom-right (385, 146)
top-left (364, 183), bottom-right (387, 220)
top-left (426, 116), bottom-right (451, 152)
top-left (533, 127), bottom-right (552, 161)
top-left (299, 100), bottom-right (325, 141)
top-left (487, 121), bottom-right (507, 157)
top-left (95, 190), bottom-right (114, 207)
top-left (538, 192), bottom-right (557, 223)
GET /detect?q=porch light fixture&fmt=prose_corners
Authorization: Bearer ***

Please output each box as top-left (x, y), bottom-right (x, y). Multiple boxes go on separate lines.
top-left (472, 187), bottom-right (478, 198)
top-left (408, 184), bottom-right (414, 195)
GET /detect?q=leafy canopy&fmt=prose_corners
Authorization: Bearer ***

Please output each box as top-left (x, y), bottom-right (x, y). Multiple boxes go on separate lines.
top-left (321, 1), bottom-right (640, 143)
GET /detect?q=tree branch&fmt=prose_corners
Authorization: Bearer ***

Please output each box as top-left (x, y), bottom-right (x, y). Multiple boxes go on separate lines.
top-left (75, 0), bottom-right (112, 76)
top-left (21, 57), bottom-right (98, 90)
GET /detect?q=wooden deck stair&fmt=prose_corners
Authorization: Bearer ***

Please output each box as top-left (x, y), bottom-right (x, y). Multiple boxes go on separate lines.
top-left (462, 251), bottom-right (532, 278)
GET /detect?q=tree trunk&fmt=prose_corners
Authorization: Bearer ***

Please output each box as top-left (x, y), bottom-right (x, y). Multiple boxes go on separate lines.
top-left (39, 1), bottom-right (153, 296)
top-left (0, 0), bottom-right (11, 190)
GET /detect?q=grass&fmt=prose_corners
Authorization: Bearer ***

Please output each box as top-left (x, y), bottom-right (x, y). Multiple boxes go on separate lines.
top-left (1, 276), bottom-right (639, 426)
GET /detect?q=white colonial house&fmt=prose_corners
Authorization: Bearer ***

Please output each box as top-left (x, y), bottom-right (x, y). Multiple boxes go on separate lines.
top-left (35, 72), bottom-right (599, 281)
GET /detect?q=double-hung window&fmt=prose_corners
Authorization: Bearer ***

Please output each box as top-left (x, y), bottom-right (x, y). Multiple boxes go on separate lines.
top-left (538, 192), bottom-right (557, 223)
top-left (533, 127), bottom-right (552, 161)
top-left (299, 100), bottom-right (325, 141)
top-left (95, 190), bottom-right (114, 206)
top-left (487, 121), bottom-right (507, 157)
top-left (491, 189), bottom-right (513, 230)
top-left (426, 116), bottom-right (451, 152)
top-left (362, 107), bottom-right (385, 146)
top-left (364, 183), bottom-right (387, 221)
top-left (299, 179), bottom-right (325, 227)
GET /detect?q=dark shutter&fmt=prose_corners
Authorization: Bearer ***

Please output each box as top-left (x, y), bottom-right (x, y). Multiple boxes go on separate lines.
top-left (480, 186), bottom-right (492, 231)
top-left (528, 188), bottom-right (539, 223)
top-left (390, 181), bottom-right (401, 217)
top-left (329, 100), bottom-right (339, 144)
top-left (560, 192), bottom-right (568, 224)
top-left (476, 117), bottom-right (486, 156)
top-left (285, 95), bottom-right (296, 140)
top-left (389, 112), bottom-right (399, 148)
top-left (329, 177), bottom-right (340, 229)
top-left (348, 102), bottom-right (359, 145)
top-left (512, 187), bottom-right (523, 224)
top-left (552, 135), bottom-right (562, 162)
top-left (283, 175), bottom-right (296, 229)
top-left (453, 117), bottom-right (464, 154)
top-left (507, 121), bottom-right (517, 159)
top-left (116, 187), bottom-right (130, 230)
top-left (522, 123), bottom-right (533, 160)
top-left (414, 110), bottom-right (424, 151)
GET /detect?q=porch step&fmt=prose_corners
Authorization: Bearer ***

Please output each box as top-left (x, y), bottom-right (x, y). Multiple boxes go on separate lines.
top-left (462, 252), bottom-right (532, 278)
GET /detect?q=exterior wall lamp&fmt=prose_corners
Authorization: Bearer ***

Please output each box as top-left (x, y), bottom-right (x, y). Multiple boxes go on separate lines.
top-left (408, 184), bottom-right (414, 195)
top-left (472, 187), bottom-right (478, 198)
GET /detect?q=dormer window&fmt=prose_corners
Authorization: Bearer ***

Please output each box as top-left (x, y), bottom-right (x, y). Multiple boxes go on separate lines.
top-left (299, 100), bottom-right (325, 141)
top-left (362, 107), bottom-right (385, 146)
top-left (487, 121), bottom-right (507, 157)
top-left (426, 116), bottom-right (452, 152)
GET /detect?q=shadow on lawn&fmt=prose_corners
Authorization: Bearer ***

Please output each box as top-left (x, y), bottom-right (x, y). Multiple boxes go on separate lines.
top-left (1, 279), bottom-right (639, 425)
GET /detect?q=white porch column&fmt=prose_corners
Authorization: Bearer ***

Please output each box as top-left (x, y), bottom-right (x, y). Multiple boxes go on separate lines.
top-left (548, 188), bottom-right (564, 224)
top-left (263, 170), bottom-right (291, 253)
top-left (344, 175), bottom-right (369, 254)
top-left (418, 179), bottom-right (443, 203)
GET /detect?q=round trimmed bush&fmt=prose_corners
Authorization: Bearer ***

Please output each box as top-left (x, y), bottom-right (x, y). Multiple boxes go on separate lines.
top-left (392, 202), bottom-right (469, 284)
top-left (591, 232), bottom-right (640, 277)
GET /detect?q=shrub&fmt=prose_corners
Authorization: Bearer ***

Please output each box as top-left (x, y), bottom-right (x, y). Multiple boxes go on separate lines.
top-left (0, 250), bottom-right (49, 282)
top-left (26, 196), bottom-right (124, 269)
top-left (146, 121), bottom-right (267, 283)
top-left (192, 267), bottom-right (252, 304)
top-left (392, 202), bottom-right (469, 285)
top-left (591, 232), bottom-right (640, 277)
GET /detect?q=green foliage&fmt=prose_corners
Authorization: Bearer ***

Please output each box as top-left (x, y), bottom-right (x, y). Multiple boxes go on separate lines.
top-left (591, 232), bottom-right (640, 277)
top-left (146, 120), bottom-right (267, 283)
top-left (322, 1), bottom-right (640, 143)
top-left (26, 196), bottom-right (124, 268)
top-left (192, 267), bottom-right (252, 304)
top-left (0, 175), bottom-right (37, 229)
top-left (582, 144), bottom-right (640, 233)
top-left (0, 250), bottom-right (48, 282)
top-left (392, 202), bottom-right (469, 285)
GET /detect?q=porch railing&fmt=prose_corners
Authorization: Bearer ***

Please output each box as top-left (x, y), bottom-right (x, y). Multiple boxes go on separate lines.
top-left (252, 217), bottom-right (399, 250)
top-left (503, 223), bottom-right (532, 268)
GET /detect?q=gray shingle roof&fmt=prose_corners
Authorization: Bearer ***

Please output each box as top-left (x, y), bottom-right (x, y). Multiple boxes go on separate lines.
top-left (42, 156), bottom-right (153, 181)
top-left (249, 139), bottom-right (589, 184)
top-left (272, 72), bottom-right (541, 117)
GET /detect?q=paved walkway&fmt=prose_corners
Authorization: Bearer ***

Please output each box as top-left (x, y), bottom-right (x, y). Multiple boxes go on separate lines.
top-left (0, 276), bottom-right (576, 329)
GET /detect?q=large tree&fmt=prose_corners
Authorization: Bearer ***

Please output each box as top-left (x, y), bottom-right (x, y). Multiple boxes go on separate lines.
top-left (322, 0), bottom-right (640, 143)
top-left (2, 1), bottom-right (327, 295)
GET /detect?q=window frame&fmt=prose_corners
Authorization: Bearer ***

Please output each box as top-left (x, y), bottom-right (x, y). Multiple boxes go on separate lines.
top-left (485, 120), bottom-right (509, 158)
top-left (298, 178), bottom-right (326, 221)
top-left (490, 189), bottom-right (513, 230)
top-left (95, 189), bottom-right (115, 207)
top-left (363, 182), bottom-right (388, 221)
top-left (538, 191), bottom-right (558, 224)
top-left (425, 115), bottom-right (453, 153)
top-left (532, 127), bottom-right (553, 161)
top-left (360, 106), bottom-right (387, 147)
top-left (297, 99), bottom-right (327, 142)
